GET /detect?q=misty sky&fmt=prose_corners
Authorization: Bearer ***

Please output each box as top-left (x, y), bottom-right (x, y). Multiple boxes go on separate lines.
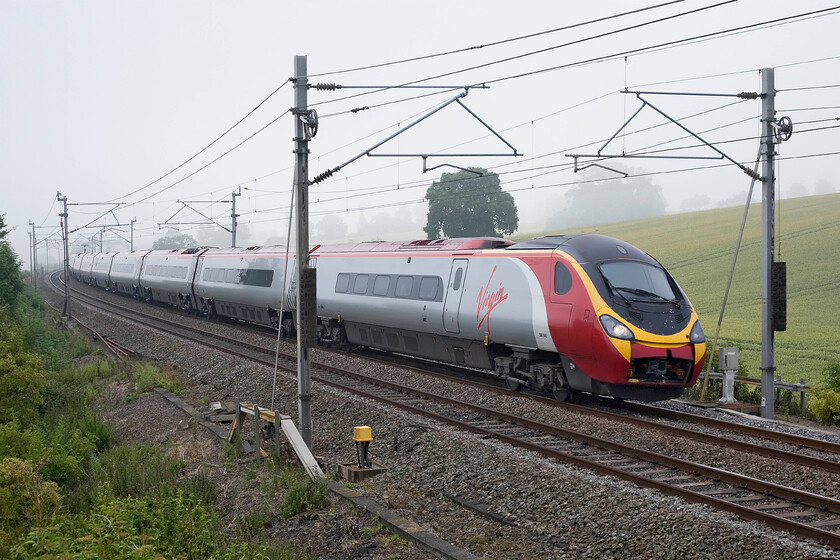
top-left (2, 1), bottom-right (839, 268)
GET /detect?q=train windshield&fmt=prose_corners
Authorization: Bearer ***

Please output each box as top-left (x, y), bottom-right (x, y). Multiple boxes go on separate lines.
top-left (599, 261), bottom-right (679, 305)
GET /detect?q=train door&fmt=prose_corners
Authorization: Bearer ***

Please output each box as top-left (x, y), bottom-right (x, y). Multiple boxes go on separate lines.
top-left (443, 258), bottom-right (469, 334)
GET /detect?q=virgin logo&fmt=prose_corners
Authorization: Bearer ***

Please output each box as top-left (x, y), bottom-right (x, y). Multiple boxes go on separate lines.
top-left (476, 266), bottom-right (508, 335)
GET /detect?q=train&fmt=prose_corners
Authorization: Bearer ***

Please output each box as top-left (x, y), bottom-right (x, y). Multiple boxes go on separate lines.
top-left (70, 233), bottom-right (706, 402)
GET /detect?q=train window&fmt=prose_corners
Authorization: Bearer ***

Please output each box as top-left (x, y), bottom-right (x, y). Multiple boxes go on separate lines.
top-left (373, 275), bottom-right (390, 296)
top-left (242, 269), bottom-right (273, 287)
top-left (395, 276), bottom-right (413, 298)
top-left (600, 261), bottom-right (676, 301)
top-left (225, 269), bottom-right (236, 283)
top-left (419, 277), bottom-right (438, 300)
top-left (452, 268), bottom-right (463, 291)
top-left (353, 274), bottom-right (369, 294)
top-left (554, 262), bottom-right (573, 295)
top-left (335, 273), bottom-right (350, 293)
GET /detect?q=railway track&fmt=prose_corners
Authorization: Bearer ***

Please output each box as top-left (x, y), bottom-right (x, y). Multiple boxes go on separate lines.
top-left (49, 271), bottom-right (840, 549)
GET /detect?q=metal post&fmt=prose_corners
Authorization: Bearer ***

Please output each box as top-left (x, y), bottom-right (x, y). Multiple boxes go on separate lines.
top-left (57, 192), bottom-right (71, 318)
top-left (130, 218), bottom-right (136, 251)
top-left (293, 55), bottom-right (312, 449)
top-left (760, 68), bottom-right (776, 419)
top-left (29, 221), bottom-right (37, 288)
top-left (27, 231), bottom-right (33, 284)
top-left (231, 188), bottom-right (241, 248)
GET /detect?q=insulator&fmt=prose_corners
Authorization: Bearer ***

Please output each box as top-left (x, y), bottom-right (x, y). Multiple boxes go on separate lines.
top-left (312, 169), bottom-right (335, 184)
top-left (738, 91), bottom-right (759, 100)
top-left (314, 83), bottom-right (339, 91)
top-left (350, 106), bottom-right (370, 113)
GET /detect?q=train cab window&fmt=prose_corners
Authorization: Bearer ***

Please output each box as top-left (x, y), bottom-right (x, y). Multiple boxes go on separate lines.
top-left (419, 277), bottom-right (439, 300)
top-left (554, 262), bottom-right (573, 295)
top-left (600, 261), bottom-right (676, 301)
top-left (373, 275), bottom-right (390, 296)
top-left (225, 269), bottom-right (236, 284)
top-left (452, 268), bottom-right (463, 291)
top-left (353, 274), bottom-right (369, 294)
top-left (395, 276), bottom-right (413, 298)
top-left (335, 273), bottom-right (350, 293)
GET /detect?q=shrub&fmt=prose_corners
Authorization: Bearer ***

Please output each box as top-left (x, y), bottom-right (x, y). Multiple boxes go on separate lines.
top-left (0, 327), bottom-right (46, 428)
top-left (280, 477), bottom-right (328, 519)
top-left (807, 363), bottom-right (840, 425)
top-left (823, 363), bottom-right (840, 392)
top-left (0, 457), bottom-right (61, 549)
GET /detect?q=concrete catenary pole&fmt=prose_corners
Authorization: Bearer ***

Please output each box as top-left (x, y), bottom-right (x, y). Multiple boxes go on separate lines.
top-left (760, 68), bottom-right (776, 419)
top-left (293, 55), bottom-right (312, 449)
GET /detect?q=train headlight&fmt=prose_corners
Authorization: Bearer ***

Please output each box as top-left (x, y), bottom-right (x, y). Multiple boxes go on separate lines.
top-left (599, 315), bottom-right (634, 341)
top-left (689, 321), bottom-right (705, 343)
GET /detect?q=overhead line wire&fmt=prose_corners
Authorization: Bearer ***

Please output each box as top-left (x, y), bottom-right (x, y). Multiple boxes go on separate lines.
top-left (306, 7), bottom-right (839, 123)
top-left (123, 111), bottom-right (291, 209)
top-left (305, 1), bottom-right (688, 78)
top-left (479, 7), bottom-right (840, 88)
top-left (309, 0), bottom-right (741, 111)
top-left (108, 80), bottom-right (291, 204)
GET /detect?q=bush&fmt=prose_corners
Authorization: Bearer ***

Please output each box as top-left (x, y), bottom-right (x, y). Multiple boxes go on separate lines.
top-left (808, 389), bottom-right (840, 425)
top-left (280, 477), bottom-right (328, 519)
top-left (823, 363), bottom-right (840, 392)
top-left (807, 363), bottom-right (840, 425)
top-left (0, 326), bottom-right (46, 428)
top-left (0, 457), bottom-right (61, 549)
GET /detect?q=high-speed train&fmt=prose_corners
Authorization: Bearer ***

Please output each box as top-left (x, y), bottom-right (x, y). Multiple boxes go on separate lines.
top-left (71, 234), bottom-right (706, 401)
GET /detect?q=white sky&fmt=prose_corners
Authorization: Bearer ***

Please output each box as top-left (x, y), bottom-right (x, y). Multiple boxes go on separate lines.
top-left (2, 1), bottom-right (839, 268)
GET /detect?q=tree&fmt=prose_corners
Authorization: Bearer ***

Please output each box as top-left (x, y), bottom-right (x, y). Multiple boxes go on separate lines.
top-left (547, 168), bottom-right (665, 230)
top-left (424, 168), bottom-right (518, 239)
top-left (0, 242), bottom-right (22, 308)
top-left (151, 233), bottom-right (198, 250)
top-left (0, 212), bottom-right (9, 241)
top-left (814, 179), bottom-right (836, 196)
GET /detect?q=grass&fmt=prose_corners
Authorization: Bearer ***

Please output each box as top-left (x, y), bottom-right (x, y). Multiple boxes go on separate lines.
top-left (533, 192), bottom-right (840, 388)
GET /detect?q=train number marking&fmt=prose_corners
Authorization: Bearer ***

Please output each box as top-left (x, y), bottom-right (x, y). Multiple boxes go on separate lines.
top-left (476, 266), bottom-right (508, 336)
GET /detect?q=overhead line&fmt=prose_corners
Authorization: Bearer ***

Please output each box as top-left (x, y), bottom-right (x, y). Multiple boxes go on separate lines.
top-left (123, 111), bottom-right (291, 209)
top-left (309, 0), bottom-right (741, 110)
top-left (306, 7), bottom-right (839, 122)
top-left (480, 7), bottom-right (840, 88)
top-left (107, 80), bottom-right (291, 204)
top-left (305, 1), bottom-right (688, 78)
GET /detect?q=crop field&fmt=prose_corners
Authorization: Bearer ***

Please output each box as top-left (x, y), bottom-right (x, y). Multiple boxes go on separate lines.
top-left (534, 193), bottom-right (840, 387)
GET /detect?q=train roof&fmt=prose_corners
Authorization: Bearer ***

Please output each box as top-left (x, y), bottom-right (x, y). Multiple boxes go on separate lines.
top-left (314, 238), bottom-right (513, 253)
top-left (507, 234), bottom-right (657, 265)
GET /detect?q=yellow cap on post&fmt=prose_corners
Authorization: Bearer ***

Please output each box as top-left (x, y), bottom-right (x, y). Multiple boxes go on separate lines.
top-left (353, 426), bottom-right (372, 442)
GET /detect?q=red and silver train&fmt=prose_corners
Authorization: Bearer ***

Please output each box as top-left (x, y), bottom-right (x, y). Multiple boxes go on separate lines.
top-left (70, 234), bottom-right (706, 401)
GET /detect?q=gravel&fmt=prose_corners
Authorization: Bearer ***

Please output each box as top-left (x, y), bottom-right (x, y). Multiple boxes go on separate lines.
top-left (47, 280), bottom-right (840, 560)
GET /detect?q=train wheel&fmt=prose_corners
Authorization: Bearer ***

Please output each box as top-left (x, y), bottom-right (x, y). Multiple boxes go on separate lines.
top-left (552, 371), bottom-right (571, 402)
top-left (505, 375), bottom-right (522, 391)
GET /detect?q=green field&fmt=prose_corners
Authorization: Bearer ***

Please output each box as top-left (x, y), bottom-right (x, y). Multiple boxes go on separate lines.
top-left (531, 193), bottom-right (840, 387)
